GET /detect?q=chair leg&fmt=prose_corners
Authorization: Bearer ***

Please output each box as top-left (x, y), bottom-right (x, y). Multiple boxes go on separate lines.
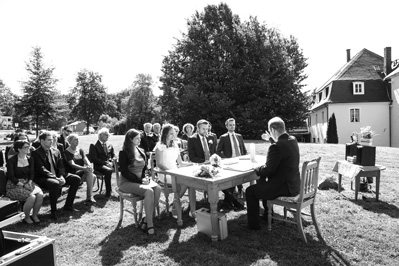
top-left (283, 207), bottom-right (287, 219)
top-left (138, 200), bottom-right (144, 222)
top-left (93, 177), bottom-right (100, 192)
top-left (132, 200), bottom-right (138, 226)
top-left (296, 208), bottom-right (307, 243)
top-left (164, 187), bottom-right (170, 215)
top-left (99, 177), bottom-right (104, 194)
top-left (267, 203), bottom-right (273, 231)
top-left (310, 203), bottom-right (322, 238)
top-left (119, 197), bottom-right (124, 222)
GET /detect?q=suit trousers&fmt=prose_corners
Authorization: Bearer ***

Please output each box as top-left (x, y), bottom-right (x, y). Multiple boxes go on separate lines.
top-left (245, 178), bottom-right (291, 228)
top-left (36, 173), bottom-right (81, 212)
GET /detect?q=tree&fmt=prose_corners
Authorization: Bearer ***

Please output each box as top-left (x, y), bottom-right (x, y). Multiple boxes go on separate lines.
top-left (69, 69), bottom-right (108, 134)
top-left (125, 74), bottom-right (159, 130)
top-left (14, 47), bottom-right (57, 134)
top-left (326, 113), bottom-right (338, 143)
top-left (0, 79), bottom-right (17, 117)
top-left (160, 3), bottom-right (309, 138)
top-left (46, 93), bottom-right (70, 130)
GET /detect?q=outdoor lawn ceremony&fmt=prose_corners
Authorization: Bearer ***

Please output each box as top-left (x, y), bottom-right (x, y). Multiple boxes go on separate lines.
top-left (1, 0), bottom-right (399, 266)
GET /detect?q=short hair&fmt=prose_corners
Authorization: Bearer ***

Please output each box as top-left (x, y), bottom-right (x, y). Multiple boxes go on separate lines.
top-left (182, 123), bottom-right (194, 134)
top-left (98, 127), bottom-right (109, 137)
top-left (67, 133), bottom-right (79, 144)
top-left (268, 117), bottom-right (285, 133)
top-left (196, 119), bottom-right (209, 128)
top-left (143, 123), bottom-right (152, 128)
top-left (153, 123), bottom-right (161, 128)
top-left (13, 132), bottom-right (29, 142)
top-left (225, 118), bottom-right (235, 127)
top-left (160, 124), bottom-right (175, 146)
top-left (14, 140), bottom-right (30, 152)
top-left (39, 131), bottom-right (53, 141)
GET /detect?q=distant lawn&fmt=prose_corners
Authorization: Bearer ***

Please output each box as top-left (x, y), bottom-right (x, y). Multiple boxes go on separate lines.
top-left (3, 138), bottom-right (399, 266)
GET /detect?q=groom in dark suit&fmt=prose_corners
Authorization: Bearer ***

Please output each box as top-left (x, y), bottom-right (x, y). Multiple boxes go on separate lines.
top-left (188, 119), bottom-right (245, 211)
top-left (216, 118), bottom-right (247, 198)
top-left (32, 131), bottom-right (81, 220)
top-left (243, 117), bottom-right (301, 230)
top-left (89, 128), bottom-right (115, 197)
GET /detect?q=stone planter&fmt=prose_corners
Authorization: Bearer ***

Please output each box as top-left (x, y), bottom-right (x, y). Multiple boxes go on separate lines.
top-left (360, 138), bottom-right (373, 146)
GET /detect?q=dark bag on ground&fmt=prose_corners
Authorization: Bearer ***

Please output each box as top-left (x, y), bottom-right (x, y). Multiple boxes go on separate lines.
top-left (0, 200), bottom-right (20, 222)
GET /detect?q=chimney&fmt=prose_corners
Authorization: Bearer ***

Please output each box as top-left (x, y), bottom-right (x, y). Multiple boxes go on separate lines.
top-left (384, 47), bottom-right (392, 75)
top-left (346, 49), bottom-right (351, 62)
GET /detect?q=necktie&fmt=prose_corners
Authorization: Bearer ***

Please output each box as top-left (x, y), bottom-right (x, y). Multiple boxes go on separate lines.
top-left (232, 134), bottom-right (241, 157)
top-left (201, 136), bottom-right (210, 160)
top-left (103, 143), bottom-right (108, 157)
top-left (46, 150), bottom-right (56, 175)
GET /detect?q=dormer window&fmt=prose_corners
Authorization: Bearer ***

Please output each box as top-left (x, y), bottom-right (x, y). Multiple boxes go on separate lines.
top-left (353, 82), bottom-right (364, 95)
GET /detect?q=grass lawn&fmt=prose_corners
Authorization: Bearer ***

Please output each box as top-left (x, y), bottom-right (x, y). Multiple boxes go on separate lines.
top-left (2, 134), bottom-right (399, 266)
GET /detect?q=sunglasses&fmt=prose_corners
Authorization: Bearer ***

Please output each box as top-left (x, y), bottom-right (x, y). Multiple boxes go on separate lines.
top-left (66, 130), bottom-right (72, 133)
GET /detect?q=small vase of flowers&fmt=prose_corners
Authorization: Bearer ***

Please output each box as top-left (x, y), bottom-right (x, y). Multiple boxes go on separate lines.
top-left (359, 126), bottom-right (377, 146)
top-left (193, 154), bottom-right (222, 178)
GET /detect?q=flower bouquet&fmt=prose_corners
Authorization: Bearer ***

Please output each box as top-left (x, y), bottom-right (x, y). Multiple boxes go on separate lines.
top-left (359, 126), bottom-right (377, 139)
top-left (193, 154), bottom-right (222, 178)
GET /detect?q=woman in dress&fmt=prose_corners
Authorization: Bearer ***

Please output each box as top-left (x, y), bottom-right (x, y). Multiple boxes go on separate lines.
top-left (6, 132), bottom-right (35, 160)
top-left (6, 140), bottom-right (43, 224)
top-left (64, 134), bottom-right (97, 205)
top-left (154, 124), bottom-right (192, 195)
top-left (181, 123), bottom-right (194, 141)
top-left (119, 129), bottom-right (161, 235)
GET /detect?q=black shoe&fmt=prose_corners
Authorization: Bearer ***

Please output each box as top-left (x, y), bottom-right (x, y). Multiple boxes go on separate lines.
top-left (238, 222), bottom-right (261, 231)
top-left (63, 206), bottom-right (78, 212)
top-left (51, 212), bottom-right (58, 221)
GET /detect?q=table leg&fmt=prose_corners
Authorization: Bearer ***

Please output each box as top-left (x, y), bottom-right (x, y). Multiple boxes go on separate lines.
top-left (188, 187), bottom-right (197, 218)
top-left (208, 186), bottom-right (219, 242)
top-left (171, 175), bottom-right (183, 226)
top-left (376, 172), bottom-right (380, 201)
top-left (338, 174), bottom-right (342, 193)
top-left (355, 175), bottom-right (360, 201)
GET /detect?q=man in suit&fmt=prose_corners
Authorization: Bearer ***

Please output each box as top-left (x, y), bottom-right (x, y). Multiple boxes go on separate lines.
top-left (139, 123), bottom-right (157, 155)
top-left (32, 131), bottom-right (81, 220)
top-left (188, 119), bottom-right (244, 211)
top-left (216, 118), bottom-right (247, 198)
top-left (57, 126), bottom-right (72, 150)
top-left (243, 117), bottom-right (301, 230)
top-left (89, 127), bottom-right (115, 197)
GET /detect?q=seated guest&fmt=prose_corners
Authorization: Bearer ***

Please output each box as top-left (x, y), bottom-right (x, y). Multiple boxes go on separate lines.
top-left (139, 123), bottom-right (157, 156)
top-left (243, 117), bottom-right (301, 230)
top-left (181, 123), bottom-right (194, 141)
top-left (6, 140), bottom-right (43, 224)
top-left (155, 124), bottom-right (192, 196)
top-left (31, 130), bottom-right (44, 149)
top-left (64, 134), bottom-right (97, 205)
top-left (119, 129), bottom-right (161, 235)
top-left (188, 119), bottom-right (244, 211)
top-left (58, 126), bottom-right (72, 150)
top-left (6, 132), bottom-right (35, 160)
top-left (51, 134), bottom-right (65, 155)
top-left (32, 131), bottom-right (81, 220)
top-left (216, 118), bottom-right (247, 198)
top-left (173, 125), bottom-right (183, 149)
top-left (89, 128), bottom-right (115, 197)
top-left (153, 123), bottom-right (161, 143)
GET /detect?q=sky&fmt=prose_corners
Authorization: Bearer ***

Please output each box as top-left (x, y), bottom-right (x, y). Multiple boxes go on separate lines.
top-left (1, 0), bottom-right (398, 97)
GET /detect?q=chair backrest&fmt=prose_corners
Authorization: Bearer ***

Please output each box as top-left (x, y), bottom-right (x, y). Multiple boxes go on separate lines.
top-left (298, 157), bottom-right (321, 202)
top-left (113, 158), bottom-right (121, 188)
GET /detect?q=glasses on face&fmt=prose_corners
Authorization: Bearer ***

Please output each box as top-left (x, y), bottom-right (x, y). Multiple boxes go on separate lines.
top-left (66, 130), bottom-right (72, 133)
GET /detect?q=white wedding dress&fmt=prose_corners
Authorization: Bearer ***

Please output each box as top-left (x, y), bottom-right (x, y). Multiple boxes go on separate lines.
top-left (154, 142), bottom-right (180, 184)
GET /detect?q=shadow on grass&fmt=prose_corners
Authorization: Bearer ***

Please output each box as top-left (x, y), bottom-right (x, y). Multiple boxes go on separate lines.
top-left (348, 197), bottom-right (399, 218)
top-left (161, 213), bottom-right (352, 266)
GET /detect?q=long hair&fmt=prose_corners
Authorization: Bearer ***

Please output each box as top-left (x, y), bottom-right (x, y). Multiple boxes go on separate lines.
top-left (123, 128), bottom-right (141, 160)
top-left (160, 124), bottom-right (174, 147)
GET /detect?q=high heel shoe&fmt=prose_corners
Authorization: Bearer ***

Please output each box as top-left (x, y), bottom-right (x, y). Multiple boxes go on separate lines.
top-left (139, 217), bottom-right (147, 232)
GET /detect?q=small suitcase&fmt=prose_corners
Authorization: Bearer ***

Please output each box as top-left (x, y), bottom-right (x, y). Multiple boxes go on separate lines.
top-left (0, 201), bottom-right (19, 222)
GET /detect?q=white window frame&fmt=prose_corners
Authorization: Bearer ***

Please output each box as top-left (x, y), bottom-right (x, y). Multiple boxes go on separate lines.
top-left (353, 82), bottom-right (364, 95)
top-left (349, 108), bottom-right (360, 122)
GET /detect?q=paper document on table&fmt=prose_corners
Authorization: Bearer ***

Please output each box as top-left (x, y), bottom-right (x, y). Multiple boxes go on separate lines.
top-left (223, 161), bottom-right (264, 172)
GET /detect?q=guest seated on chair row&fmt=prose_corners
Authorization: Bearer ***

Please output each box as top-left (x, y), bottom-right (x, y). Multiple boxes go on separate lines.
top-left (6, 140), bottom-right (43, 224)
top-left (119, 129), bottom-right (161, 235)
top-left (6, 132), bottom-right (35, 160)
top-left (32, 131), bottom-right (81, 221)
top-left (89, 128), bottom-right (115, 198)
top-left (64, 134), bottom-right (97, 205)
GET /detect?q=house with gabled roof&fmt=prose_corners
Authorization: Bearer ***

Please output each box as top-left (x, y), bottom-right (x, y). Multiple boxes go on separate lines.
top-left (309, 48), bottom-right (392, 146)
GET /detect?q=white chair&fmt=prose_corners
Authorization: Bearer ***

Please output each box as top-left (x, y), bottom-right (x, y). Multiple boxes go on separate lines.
top-left (114, 158), bottom-right (144, 226)
top-left (267, 157), bottom-right (322, 243)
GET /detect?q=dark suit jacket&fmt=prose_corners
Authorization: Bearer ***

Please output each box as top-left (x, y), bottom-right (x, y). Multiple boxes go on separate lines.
top-left (139, 132), bottom-right (157, 153)
top-left (57, 135), bottom-right (70, 150)
top-left (6, 155), bottom-right (35, 184)
top-left (216, 132), bottom-right (247, 158)
top-left (256, 133), bottom-right (300, 196)
top-left (187, 133), bottom-right (216, 163)
top-left (89, 140), bottom-right (115, 171)
top-left (0, 149), bottom-right (4, 167)
top-left (119, 148), bottom-right (147, 184)
top-left (31, 146), bottom-right (66, 181)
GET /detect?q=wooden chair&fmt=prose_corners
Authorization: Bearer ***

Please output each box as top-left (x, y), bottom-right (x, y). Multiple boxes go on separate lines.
top-left (267, 157), bottom-right (322, 243)
top-left (113, 158), bottom-right (144, 226)
top-left (86, 153), bottom-right (105, 194)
